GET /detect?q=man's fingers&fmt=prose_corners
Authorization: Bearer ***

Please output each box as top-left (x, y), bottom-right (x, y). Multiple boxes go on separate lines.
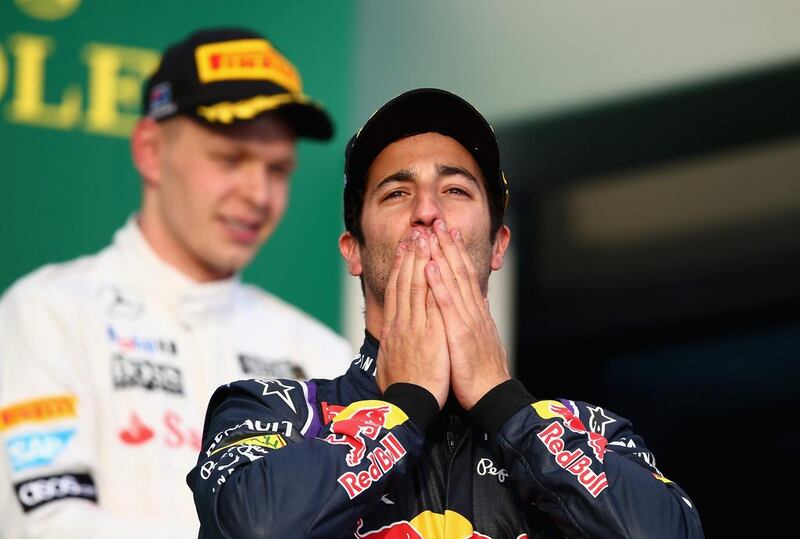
top-left (430, 232), bottom-right (470, 318)
top-left (394, 233), bottom-right (417, 323)
top-left (410, 234), bottom-right (431, 326)
top-left (383, 241), bottom-right (406, 326)
top-left (425, 284), bottom-right (444, 331)
top-left (425, 260), bottom-right (464, 333)
top-left (433, 220), bottom-right (478, 307)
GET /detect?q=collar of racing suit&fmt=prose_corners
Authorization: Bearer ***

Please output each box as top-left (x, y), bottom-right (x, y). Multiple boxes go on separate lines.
top-left (113, 216), bottom-right (240, 328)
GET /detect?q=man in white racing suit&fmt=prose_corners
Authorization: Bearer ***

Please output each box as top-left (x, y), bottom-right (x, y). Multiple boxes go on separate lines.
top-left (0, 27), bottom-right (353, 538)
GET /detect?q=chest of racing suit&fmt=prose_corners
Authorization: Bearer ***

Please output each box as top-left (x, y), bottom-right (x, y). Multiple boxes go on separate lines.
top-left (190, 334), bottom-right (704, 538)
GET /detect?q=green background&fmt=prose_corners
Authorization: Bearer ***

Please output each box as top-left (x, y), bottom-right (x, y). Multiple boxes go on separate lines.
top-left (0, 0), bottom-right (355, 330)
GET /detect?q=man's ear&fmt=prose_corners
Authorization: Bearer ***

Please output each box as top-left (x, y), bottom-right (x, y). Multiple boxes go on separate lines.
top-left (490, 225), bottom-right (511, 271)
top-left (339, 232), bottom-right (363, 277)
top-left (130, 117), bottom-right (163, 187)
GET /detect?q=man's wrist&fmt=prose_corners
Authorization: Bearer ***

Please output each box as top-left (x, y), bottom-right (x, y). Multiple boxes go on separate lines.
top-left (469, 379), bottom-right (534, 439)
top-left (382, 383), bottom-right (439, 432)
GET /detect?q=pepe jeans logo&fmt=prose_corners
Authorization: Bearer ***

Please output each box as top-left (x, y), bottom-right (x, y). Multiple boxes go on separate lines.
top-left (476, 457), bottom-right (508, 483)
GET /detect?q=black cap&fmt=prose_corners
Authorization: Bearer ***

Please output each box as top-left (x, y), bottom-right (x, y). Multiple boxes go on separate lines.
top-left (343, 88), bottom-right (508, 231)
top-left (142, 27), bottom-right (333, 140)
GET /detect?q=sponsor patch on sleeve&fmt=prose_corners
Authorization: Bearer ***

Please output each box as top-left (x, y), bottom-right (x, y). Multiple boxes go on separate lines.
top-left (14, 473), bottom-right (97, 512)
top-left (6, 429), bottom-right (76, 472)
top-left (0, 396), bottom-right (77, 431)
top-left (324, 401), bottom-right (409, 499)
top-left (533, 400), bottom-right (610, 498)
top-left (210, 434), bottom-right (286, 456)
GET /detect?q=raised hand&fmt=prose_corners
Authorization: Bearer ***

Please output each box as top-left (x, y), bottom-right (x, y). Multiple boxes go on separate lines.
top-left (377, 231), bottom-right (450, 410)
top-left (425, 219), bottom-right (510, 410)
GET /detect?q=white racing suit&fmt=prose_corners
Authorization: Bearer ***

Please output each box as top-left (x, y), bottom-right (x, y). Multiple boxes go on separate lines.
top-left (0, 219), bottom-right (354, 538)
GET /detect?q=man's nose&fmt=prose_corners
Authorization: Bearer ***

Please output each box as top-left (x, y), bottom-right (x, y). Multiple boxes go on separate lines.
top-left (240, 165), bottom-right (272, 208)
top-left (410, 190), bottom-right (442, 228)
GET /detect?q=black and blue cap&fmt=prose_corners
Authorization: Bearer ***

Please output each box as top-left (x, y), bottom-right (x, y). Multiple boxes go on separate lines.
top-left (343, 88), bottom-right (509, 232)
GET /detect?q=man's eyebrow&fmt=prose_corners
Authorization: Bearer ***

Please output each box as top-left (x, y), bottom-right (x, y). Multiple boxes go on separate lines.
top-left (373, 169), bottom-right (416, 192)
top-left (437, 164), bottom-right (480, 186)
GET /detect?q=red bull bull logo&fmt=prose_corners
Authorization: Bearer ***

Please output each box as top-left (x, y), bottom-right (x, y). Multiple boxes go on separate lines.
top-left (547, 403), bottom-right (608, 462)
top-left (325, 401), bottom-right (409, 499)
top-left (326, 405), bottom-right (390, 466)
top-left (355, 519), bottom-right (422, 538)
top-left (354, 511), bottom-right (530, 538)
top-left (533, 401), bottom-right (608, 462)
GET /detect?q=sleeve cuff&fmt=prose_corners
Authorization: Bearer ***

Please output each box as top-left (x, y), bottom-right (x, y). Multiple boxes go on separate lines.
top-left (382, 383), bottom-right (439, 433)
top-left (469, 379), bottom-right (535, 439)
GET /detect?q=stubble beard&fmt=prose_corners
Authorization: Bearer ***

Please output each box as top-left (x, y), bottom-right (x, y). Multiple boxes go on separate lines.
top-left (361, 235), bottom-right (493, 307)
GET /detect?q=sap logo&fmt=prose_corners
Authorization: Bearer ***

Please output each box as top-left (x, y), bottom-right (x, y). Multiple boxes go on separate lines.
top-left (6, 429), bottom-right (75, 472)
top-left (107, 326), bottom-right (177, 355)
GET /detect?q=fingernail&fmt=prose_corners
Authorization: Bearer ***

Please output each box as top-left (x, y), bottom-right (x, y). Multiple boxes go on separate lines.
top-left (411, 230), bottom-right (421, 240)
top-left (396, 244), bottom-right (404, 256)
top-left (417, 236), bottom-right (427, 248)
top-left (437, 220), bottom-right (446, 231)
top-left (453, 228), bottom-right (462, 240)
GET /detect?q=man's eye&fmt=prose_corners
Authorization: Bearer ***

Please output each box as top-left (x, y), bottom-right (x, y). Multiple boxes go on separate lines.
top-left (446, 187), bottom-right (469, 196)
top-left (383, 190), bottom-right (406, 201)
top-left (216, 154), bottom-right (241, 166)
top-left (268, 164), bottom-right (292, 178)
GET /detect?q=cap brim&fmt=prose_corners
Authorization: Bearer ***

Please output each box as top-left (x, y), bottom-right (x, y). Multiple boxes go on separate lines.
top-left (272, 101), bottom-right (334, 140)
top-left (186, 92), bottom-right (332, 140)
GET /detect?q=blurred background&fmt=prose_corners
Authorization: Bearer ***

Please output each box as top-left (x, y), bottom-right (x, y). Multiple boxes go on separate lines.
top-left (2, 0), bottom-right (799, 535)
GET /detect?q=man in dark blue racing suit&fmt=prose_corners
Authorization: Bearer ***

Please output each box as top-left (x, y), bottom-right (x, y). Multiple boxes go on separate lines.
top-left (188, 88), bottom-right (705, 538)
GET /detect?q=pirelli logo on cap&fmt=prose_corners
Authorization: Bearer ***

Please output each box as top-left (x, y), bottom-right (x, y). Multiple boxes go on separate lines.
top-left (195, 38), bottom-right (302, 92)
top-left (0, 395), bottom-right (77, 431)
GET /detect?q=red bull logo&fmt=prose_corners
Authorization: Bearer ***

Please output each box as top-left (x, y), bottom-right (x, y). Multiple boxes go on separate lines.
top-left (320, 401), bottom-right (345, 425)
top-left (547, 403), bottom-right (607, 462)
top-left (326, 405), bottom-right (390, 466)
top-left (335, 431), bottom-right (406, 499)
top-left (533, 401), bottom-right (608, 462)
top-left (537, 421), bottom-right (609, 498)
top-left (326, 401), bottom-right (409, 499)
top-left (355, 519), bottom-right (422, 538)
top-left (354, 511), bottom-right (530, 538)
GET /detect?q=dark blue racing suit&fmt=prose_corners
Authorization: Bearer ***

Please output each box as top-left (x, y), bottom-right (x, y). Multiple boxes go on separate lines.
top-left (188, 333), bottom-right (704, 538)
